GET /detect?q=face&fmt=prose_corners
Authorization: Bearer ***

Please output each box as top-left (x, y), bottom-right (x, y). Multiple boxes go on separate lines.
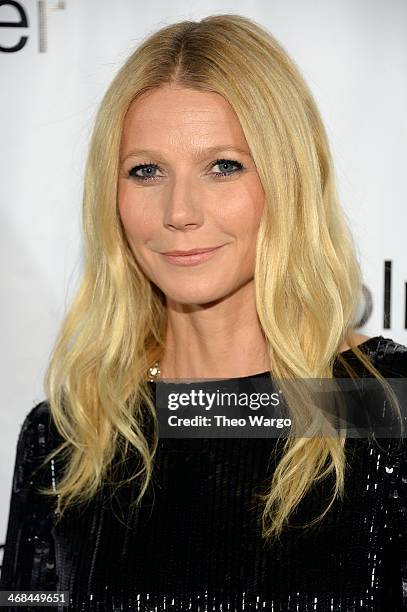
top-left (118, 85), bottom-right (265, 306)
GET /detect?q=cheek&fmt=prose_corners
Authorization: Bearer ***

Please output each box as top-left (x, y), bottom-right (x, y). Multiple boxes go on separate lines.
top-left (226, 190), bottom-right (264, 241)
top-left (118, 200), bottom-right (154, 273)
top-left (118, 188), bottom-right (153, 245)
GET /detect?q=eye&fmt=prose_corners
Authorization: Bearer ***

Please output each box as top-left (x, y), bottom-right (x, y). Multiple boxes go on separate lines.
top-left (128, 162), bottom-right (162, 182)
top-left (126, 158), bottom-right (245, 182)
top-left (211, 159), bottom-right (244, 178)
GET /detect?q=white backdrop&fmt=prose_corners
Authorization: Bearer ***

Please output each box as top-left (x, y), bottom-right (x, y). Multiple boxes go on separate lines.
top-left (1, 0), bottom-right (406, 543)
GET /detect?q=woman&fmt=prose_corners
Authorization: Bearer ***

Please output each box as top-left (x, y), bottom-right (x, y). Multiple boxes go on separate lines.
top-left (2, 13), bottom-right (406, 611)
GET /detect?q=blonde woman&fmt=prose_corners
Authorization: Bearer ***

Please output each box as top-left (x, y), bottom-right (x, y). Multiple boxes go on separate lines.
top-left (2, 14), bottom-right (407, 612)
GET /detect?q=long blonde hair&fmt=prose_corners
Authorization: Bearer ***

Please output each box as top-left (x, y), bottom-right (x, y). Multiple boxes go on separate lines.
top-left (40, 14), bottom-right (401, 540)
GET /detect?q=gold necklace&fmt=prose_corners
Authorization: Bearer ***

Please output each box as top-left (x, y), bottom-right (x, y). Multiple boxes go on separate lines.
top-left (147, 361), bottom-right (161, 382)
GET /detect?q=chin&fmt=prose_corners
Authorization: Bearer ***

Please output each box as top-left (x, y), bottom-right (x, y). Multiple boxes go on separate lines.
top-left (158, 284), bottom-right (230, 307)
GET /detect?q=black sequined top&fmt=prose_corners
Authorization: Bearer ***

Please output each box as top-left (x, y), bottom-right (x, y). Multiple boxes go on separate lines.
top-left (1, 335), bottom-right (407, 611)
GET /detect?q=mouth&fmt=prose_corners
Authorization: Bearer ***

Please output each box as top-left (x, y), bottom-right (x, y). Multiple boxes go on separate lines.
top-left (161, 246), bottom-right (224, 256)
top-left (160, 244), bottom-right (226, 267)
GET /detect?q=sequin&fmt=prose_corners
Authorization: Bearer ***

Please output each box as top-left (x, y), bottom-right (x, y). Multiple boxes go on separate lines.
top-left (1, 336), bottom-right (407, 611)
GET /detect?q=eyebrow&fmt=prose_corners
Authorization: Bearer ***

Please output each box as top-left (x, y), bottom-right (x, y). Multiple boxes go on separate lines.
top-left (120, 144), bottom-right (251, 163)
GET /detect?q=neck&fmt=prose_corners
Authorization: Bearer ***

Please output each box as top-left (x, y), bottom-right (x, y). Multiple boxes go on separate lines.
top-left (159, 280), bottom-right (270, 379)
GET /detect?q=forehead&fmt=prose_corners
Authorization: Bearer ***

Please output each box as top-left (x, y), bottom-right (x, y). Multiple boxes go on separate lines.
top-left (120, 86), bottom-right (248, 156)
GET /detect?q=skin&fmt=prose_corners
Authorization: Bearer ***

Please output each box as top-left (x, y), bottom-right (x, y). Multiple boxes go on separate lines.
top-left (118, 84), bottom-right (370, 378)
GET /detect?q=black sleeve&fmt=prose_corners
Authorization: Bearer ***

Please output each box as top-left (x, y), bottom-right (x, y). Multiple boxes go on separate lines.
top-left (394, 439), bottom-right (407, 610)
top-left (381, 342), bottom-right (407, 609)
top-left (0, 402), bottom-right (59, 594)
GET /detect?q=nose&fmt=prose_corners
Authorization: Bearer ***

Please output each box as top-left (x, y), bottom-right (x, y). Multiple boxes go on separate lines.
top-left (163, 177), bottom-right (204, 231)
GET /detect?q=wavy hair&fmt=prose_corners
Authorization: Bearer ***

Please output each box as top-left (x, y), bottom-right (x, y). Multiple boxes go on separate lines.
top-left (40, 14), bottom-right (401, 540)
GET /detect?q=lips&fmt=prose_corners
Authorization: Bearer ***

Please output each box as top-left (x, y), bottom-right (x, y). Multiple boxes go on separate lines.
top-left (162, 246), bottom-right (223, 256)
top-left (160, 244), bottom-right (226, 267)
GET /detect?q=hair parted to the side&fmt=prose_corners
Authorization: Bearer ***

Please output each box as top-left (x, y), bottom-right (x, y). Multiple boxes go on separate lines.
top-left (39, 14), bottom-right (402, 541)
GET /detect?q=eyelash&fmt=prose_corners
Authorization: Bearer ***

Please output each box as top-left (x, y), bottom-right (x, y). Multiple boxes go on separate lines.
top-left (127, 158), bottom-right (244, 182)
